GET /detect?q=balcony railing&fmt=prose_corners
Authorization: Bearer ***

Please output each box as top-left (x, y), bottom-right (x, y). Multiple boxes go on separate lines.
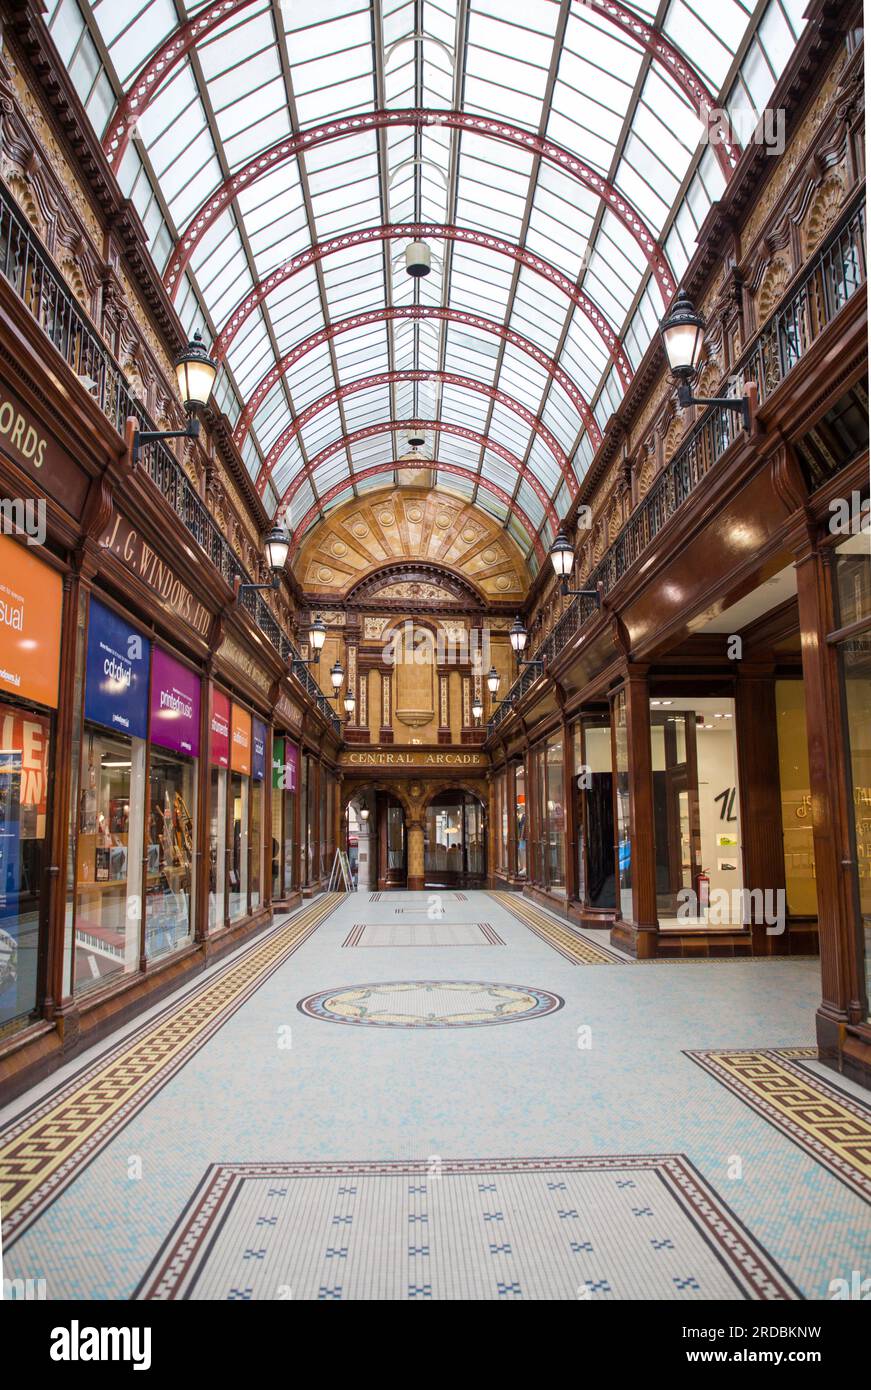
top-left (490, 190), bottom-right (866, 736)
top-left (0, 179), bottom-right (340, 735)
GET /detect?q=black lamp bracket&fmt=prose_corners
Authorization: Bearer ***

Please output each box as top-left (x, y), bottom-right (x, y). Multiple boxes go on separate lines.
top-left (677, 381), bottom-right (751, 431)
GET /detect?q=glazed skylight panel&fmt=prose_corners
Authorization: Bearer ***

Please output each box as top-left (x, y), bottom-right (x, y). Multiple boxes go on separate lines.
top-left (548, 9), bottom-right (641, 175)
top-left (614, 70), bottom-right (700, 236)
top-left (89, 0), bottom-right (181, 85)
top-left (662, 0), bottom-right (751, 92)
top-left (271, 436), bottom-right (306, 497)
top-left (464, 2), bottom-right (555, 132)
top-left (234, 164), bottom-right (308, 274)
top-left (497, 349), bottom-right (550, 413)
top-left (523, 169), bottom-right (597, 279)
top-left (448, 247), bottom-right (513, 321)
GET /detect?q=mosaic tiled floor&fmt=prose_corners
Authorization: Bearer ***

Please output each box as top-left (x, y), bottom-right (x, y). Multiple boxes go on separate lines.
top-left (342, 922), bottom-right (504, 947)
top-left (0, 895), bottom-right (341, 1245)
top-left (2, 889), bottom-right (869, 1300)
top-left (297, 980), bottom-right (563, 1028)
top-left (489, 891), bottom-right (627, 964)
top-left (134, 1156), bottom-right (799, 1301)
top-left (687, 1048), bottom-right (871, 1203)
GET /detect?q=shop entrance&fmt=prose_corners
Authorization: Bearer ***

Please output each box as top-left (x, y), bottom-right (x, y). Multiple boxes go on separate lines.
top-left (424, 789), bottom-right (486, 888)
top-left (377, 792), bottom-right (407, 889)
top-left (651, 710), bottom-right (702, 917)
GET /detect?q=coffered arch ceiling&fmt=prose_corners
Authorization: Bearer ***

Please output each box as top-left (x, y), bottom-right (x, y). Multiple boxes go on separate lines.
top-left (56, 0), bottom-right (808, 577)
top-left (294, 485), bottom-right (529, 601)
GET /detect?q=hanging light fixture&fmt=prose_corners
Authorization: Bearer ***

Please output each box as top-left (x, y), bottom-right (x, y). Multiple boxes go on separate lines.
top-left (308, 615), bottom-right (327, 652)
top-left (547, 528), bottom-right (603, 603)
top-left (486, 666), bottom-right (501, 695)
top-left (330, 659), bottom-right (344, 692)
top-left (174, 330), bottom-right (218, 411)
top-left (405, 240), bottom-right (431, 277)
top-left (263, 524), bottom-right (290, 576)
top-left (291, 613), bottom-right (327, 677)
top-left (359, 806), bottom-right (370, 823)
top-left (471, 693), bottom-right (484, 721)
top-left (237, 522), bottom-right (290, 598)
top-left (509, 615), bottom-right (541, 673)
top-left (509, 615), bottom-right (528, 654)
top-left (343, 688), bottom-right (356, 716)
top-left (659, 289), bottom-right (750, 430)
top-left (130, 329), bottom-right (217, 464)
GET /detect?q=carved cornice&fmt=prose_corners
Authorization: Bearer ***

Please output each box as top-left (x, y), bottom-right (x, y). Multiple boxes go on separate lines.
top-left (4, 0), bottom-right (188, 353)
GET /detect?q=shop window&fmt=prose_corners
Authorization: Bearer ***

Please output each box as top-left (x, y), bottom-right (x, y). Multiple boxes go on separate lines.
top-left (229, 704), bottom-right (251, 922)
top-left (300, 756), bottom-right (310, 886)
top-left (576, 717), bottom-right (615, 910)
top-left (834, 533), bottom-right (871, 1018)
top-left (208, 688), bottom-right (230, 931)
top-left (515, 763), bottom-right (527, 878)
top-left (546, 737), bottom-right (566, 895)
top-left (613, 691), bottom-right (632, 920)
top-left (283, 742), bottom-right (298, 896)
top-left (74, 597), bottom-right (150, 993)
top-left (250, 719), bottom-right (266, 911)
top-left (146, 649), bottom-right (200, 960)
top-left (271, 734), bottom-right (284, 900)
top-left (147, 747), bottom-right (196, 959)
top-left (0, 703), bottom-right (52, 1030)
top-left (776, 681), bottom-right (818, 919)
top-left (650, 696), bottom-right (743, 928)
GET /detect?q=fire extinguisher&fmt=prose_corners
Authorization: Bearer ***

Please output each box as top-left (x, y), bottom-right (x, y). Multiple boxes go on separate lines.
top-left (697, 869), bottom-right (710, 914)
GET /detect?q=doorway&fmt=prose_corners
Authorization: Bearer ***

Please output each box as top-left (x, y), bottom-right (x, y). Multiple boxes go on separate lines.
top-left (424, 789), bottom-right (486, 887)
top-left (651, 711), bottom-right (701, 917)
top-left (377, 793), bottom-right (407, 889)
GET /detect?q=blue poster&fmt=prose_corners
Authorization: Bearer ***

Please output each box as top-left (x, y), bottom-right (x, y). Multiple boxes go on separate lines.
top-left (84, 597), bottom-right (151, 739)
top-left (252, 718), bottom-right (266, 782)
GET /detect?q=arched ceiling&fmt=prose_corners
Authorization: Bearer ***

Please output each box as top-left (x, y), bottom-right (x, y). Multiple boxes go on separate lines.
top-left (53, 0), bottom-right (807, 576)
top-left (294, 484), bottom-right (529, 601)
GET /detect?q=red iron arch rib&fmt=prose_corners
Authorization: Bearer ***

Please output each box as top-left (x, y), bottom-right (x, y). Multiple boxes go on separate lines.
top-left (272, 420), bottom-right (560, 538)
top-left (242, 371), bottom-right (577, 489)
top-left (214, 225), bottom-right (630, 389)
top-left (164, 111), bottom-right (675, 302)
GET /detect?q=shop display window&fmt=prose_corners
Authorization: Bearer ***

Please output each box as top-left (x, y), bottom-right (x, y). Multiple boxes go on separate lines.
top-left (0, 703), bottom-right (52, 1030)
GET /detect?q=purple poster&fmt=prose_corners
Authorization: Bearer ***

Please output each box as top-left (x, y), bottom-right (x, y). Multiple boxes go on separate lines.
top-left (284, 740), bottom-right (298, 793)
top-left (150, 647), bottom-right (201, 757)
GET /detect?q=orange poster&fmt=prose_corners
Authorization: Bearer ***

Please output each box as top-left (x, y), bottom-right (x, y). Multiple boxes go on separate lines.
top-left (230, 703), bottom-right (252, 775)
top-left (0, 534), bottom-right (62, 708)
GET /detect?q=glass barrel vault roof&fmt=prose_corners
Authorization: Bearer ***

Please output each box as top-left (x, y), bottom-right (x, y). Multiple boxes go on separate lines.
top-left (47, 0), bottom-right (808, 571)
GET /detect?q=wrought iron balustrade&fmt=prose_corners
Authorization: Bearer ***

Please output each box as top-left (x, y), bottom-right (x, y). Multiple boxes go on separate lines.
top-left (0, 180), bottom-right (340, 734)
top-left (489, 190), bottom-right (866, 737)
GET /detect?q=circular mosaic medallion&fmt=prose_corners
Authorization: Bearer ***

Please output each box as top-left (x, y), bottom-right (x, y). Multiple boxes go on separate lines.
top-left (317, 566), bottom-right (334, 582)
top-left (351, 523), bottom-right (369, 539)
top-left (461, 527), bottom-right (478, 543)
top-left (297, 981), bottom-right (564, 1029)
top-left (405, 505), bottom-right (423, 522)
top-left (378, 511), bottom-right (395, 526)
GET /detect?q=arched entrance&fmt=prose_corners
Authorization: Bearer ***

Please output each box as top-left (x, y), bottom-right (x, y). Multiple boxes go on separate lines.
top-left (424, 789), bottom-right (486, 889)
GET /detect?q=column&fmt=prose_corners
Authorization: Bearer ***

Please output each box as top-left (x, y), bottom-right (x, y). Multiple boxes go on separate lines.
top-left (735, 669), bottom-right (788, 955)
top-left (794, 543), bottom-right (865, 1055)
top-left (357, 809), bottom-right (372, 892)
top-left (437, 671), bottom-right (451, 744)
top-left (407, 814), bottom-right (425, 891)
top-left (379, 669), bottom-right (393, 745)
top-left (612, 666), bottom-right (658, 958)
top-left (563, 720), bottom-right (579, 903)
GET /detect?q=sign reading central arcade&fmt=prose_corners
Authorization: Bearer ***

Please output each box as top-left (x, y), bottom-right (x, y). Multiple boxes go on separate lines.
top-left (340, 749), bottom-right (487, 769)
